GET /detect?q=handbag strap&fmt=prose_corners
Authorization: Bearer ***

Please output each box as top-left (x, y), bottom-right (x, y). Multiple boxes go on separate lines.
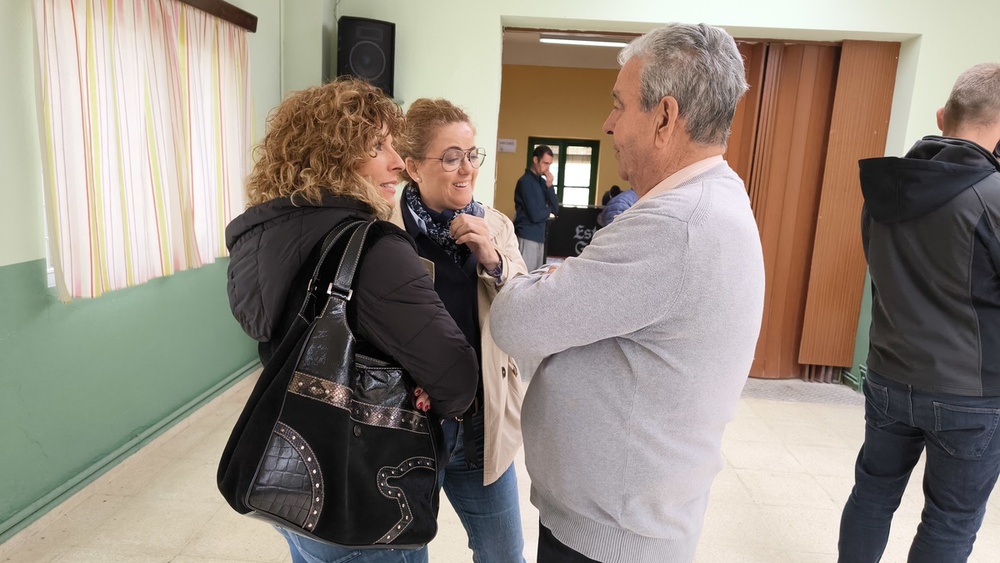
top-left (296, 219), bottom-right (366, 318)
top-left (327, 220), bottom-right (377, 301)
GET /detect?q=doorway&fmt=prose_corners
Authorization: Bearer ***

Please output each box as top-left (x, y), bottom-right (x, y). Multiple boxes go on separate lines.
top-left (498, 30), bottom-right (900, 380)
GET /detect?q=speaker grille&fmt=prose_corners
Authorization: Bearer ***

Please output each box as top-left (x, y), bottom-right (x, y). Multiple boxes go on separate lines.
top-left (348, 41), bottom-right (387, 81)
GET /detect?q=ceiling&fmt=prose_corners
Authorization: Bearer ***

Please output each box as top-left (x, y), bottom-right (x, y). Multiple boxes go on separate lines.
top-left (501, 29), bottom-right (635, 70)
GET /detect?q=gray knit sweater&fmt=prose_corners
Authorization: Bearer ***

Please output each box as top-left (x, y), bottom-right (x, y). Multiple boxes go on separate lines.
top-left (490, 162), bottom-right (765, 562)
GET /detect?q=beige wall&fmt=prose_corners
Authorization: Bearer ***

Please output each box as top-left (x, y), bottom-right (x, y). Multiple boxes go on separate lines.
top-left (336, 0), bottom-right (1000, 207)
top-left (495, 65), bottom-right (621, 219)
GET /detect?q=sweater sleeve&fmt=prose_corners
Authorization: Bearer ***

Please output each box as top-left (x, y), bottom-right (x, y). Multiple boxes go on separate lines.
top-left (354, 233), bottom-right (479, 418)
top-left (490, 208), bottom-right (687, 359)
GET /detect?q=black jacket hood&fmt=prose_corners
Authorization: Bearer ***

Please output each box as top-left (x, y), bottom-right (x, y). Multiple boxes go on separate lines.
top-left (225, 194), bottom-right (374, 342)
top-left (860, 136), bottom-right (999, 223)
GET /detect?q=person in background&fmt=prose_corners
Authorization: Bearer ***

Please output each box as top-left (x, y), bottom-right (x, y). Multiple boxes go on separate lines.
top-left (600, 184), bottom-right (622, 206)
top-left (225, 78), bottom-right (478, 563)
top-left (490, 23), bottom-right (765, 563)
top-left (596, 187), bottom-right (639, 226)
top-left (395, 98), bottom-right (529, 563)
top-left (838, 63), bottom-right (1000, 563)
top-left (513, 144), bottom-right (560, 270)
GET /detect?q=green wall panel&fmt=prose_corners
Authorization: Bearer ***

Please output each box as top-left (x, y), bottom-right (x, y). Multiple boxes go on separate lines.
top-left (0, 259), bottom-right (257, 538)
top-left (848, 272), bottom-right (873, 382)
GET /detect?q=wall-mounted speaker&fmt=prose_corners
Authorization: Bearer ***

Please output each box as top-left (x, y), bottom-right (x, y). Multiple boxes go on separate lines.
top-left (337, 16), bottom-right (395, 98)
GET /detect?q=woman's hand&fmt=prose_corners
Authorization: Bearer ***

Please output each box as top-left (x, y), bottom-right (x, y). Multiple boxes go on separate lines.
top-left (450, 214), bottom-right (500, 271)
top-left (414, 387), bottom-right (431, 413)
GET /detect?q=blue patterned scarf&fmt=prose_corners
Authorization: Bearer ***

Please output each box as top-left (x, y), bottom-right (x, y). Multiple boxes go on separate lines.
top-left (403, 183), bottom-right (484, 265)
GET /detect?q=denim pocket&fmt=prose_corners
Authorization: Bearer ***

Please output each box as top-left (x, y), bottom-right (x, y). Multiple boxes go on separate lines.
top-left (932, 402), bottom-right (1000, 459)
top-left (863, 379), bottom-right (895, 427)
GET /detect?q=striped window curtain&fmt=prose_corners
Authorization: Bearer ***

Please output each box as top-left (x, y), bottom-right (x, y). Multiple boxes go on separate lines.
top-left (32, 0), bottom-right (252, 300)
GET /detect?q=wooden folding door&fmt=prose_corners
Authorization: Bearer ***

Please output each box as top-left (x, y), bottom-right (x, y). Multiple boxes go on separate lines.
top-left (727, 40), bottom-right (899, 380)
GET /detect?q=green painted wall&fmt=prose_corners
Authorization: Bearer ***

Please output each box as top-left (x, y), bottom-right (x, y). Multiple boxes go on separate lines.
top-left (849, 274), bottom-right (874, 383)
top-left (0, 260), bottom-right (258, 539)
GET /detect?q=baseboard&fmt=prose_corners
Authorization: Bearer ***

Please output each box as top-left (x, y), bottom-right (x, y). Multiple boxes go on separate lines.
top-left (0, 359), bottom-right (260, 546)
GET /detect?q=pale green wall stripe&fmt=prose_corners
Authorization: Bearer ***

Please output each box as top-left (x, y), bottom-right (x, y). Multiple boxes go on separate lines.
top-left (0, 359), bottom-right (258, 544)
top-left (0, 259), bottom-right (257, 539)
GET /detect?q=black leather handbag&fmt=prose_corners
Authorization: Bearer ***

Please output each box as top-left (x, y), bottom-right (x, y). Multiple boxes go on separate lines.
top-left (217, 219), bottom-right (446, 548)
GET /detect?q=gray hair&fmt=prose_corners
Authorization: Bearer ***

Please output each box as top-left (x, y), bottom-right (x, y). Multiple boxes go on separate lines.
top-left (942, 63), bottom-right (1000, 131)
top-left (619, 23), bottom-right (748, 145)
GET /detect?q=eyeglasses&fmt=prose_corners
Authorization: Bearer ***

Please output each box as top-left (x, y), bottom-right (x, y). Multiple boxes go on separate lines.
top-left (424, 148), bottom-right (487, 172)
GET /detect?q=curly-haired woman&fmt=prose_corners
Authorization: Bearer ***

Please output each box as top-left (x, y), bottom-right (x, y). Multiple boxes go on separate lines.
top-left (225, 78), bottom-right (478, 563)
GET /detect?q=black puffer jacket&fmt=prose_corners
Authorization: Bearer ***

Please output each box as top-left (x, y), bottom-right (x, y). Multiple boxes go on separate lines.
top-left (225, 194), bottom-right (479, 417)
top-left (861, 136), bottom-right (1000, 396)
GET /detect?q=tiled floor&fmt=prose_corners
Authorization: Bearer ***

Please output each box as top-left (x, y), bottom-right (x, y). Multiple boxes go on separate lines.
top-left (2, 373), bottom-right (998, 562)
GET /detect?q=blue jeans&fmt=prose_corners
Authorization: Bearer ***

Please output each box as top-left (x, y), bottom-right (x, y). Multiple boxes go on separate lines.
top-left (274, 527), bottom-right (427, 563)
top-left (439, 418), bottom-right (526, 563)
top-left (838, 370), bottom-right (1000, 563)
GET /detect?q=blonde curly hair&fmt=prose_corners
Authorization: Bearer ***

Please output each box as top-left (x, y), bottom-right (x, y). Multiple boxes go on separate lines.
top-left (244, 77), bottom-right (403, 220)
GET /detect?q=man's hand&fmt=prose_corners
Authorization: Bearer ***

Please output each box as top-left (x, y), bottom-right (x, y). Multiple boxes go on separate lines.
top-left (543, 170), bottom-right (555, 187)
top-left (451, 214), bottom-right (500, 271)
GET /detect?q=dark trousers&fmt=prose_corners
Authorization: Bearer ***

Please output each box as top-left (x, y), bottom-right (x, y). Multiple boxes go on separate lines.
top-left (838, 370), bottom-right (1000, 562)
top-left (537, 522), bottom-right (600, 563)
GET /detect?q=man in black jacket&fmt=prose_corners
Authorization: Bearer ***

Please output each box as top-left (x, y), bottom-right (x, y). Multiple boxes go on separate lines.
top-left (839, 63), bottom-right (1000, 563)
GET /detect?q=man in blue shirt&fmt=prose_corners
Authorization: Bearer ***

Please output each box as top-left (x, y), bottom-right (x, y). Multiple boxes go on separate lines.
top-left (597, 187), bottom-right (638, 226)
top-left (514, 145), bottom-right (560, 270)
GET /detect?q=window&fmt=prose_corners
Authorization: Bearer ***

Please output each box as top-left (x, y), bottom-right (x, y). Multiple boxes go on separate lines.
top-left (33, 0), bottom-right (253, 300)
top-left (527, 137), bottom-right (600, 207)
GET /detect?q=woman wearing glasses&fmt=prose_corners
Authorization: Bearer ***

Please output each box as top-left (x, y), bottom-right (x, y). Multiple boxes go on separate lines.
top-left (394, 98), bottom-right (528, 563)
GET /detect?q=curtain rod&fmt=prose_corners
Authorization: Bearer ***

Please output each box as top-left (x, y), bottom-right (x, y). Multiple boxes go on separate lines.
top-left (177, 0), bottom-right (257, 33)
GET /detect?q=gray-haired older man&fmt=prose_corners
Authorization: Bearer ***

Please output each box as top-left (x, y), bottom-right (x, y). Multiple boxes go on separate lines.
top-left (490, 23), bottom-right (765, 563)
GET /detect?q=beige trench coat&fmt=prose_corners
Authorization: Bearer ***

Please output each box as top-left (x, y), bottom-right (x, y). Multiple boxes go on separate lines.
top-left (391, 202), bottom-right (527, 484)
